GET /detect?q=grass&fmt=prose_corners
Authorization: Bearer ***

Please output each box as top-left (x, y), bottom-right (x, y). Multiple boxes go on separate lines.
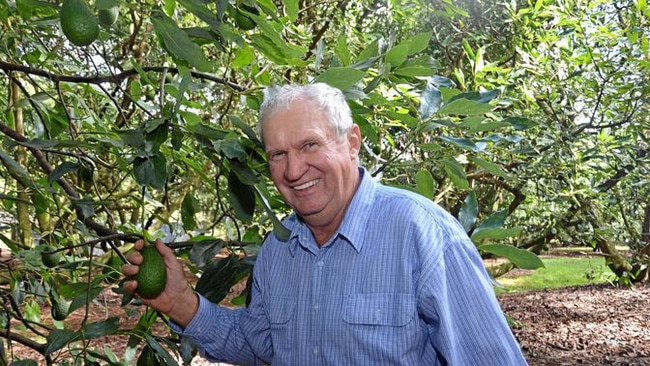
top-left (495, 254), bottom-right (617, 293)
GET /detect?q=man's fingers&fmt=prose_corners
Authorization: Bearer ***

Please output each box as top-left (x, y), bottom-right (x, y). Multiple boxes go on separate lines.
top-left (123, 279), bottom-right (138, 293)
top-left (134, 239), bottom-right (146, 250)
top-left (121, 262), bottom-right (140, 277)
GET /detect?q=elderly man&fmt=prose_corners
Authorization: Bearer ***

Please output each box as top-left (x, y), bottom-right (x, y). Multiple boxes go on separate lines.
top-left (123, 83), bottom-right (528, 365)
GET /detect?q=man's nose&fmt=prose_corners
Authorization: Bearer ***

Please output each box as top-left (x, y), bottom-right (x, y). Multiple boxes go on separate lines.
top-left (285, 151), bottom-right (307, 181)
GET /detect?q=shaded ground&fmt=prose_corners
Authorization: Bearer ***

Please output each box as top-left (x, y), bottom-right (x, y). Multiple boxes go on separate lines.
top-left (6, 273), bottom-right (650, 365)
top-left (498, 283), bottom-right (650, 365)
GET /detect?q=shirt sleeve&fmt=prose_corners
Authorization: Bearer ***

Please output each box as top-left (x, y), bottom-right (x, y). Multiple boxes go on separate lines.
top-left (168, 272), bottom-right (272, 365)
top-left (417, 212), bottom-right (529, 365)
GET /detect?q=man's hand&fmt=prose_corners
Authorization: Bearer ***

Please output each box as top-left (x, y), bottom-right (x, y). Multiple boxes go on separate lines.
top-left (122, 239), bottom-right (199, 328)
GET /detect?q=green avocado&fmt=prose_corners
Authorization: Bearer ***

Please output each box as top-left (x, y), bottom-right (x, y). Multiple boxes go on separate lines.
top-left (97, 6), bottom-right (119, 27)
top-left (59, 0), bottom-right (99, 46)
top-left (134, 245), bottom-right (167, 299)
top-left (50, 294), bottom-right (70, 321)
top-left (41, 245), bottom-right (61, 268)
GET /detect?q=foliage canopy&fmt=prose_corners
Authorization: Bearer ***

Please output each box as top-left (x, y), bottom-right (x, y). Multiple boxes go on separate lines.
top-left (0, 0), bottom-right (647, 363)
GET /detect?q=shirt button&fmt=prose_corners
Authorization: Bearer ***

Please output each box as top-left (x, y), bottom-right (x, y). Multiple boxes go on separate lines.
top-left (313, 304), bottom-right (320, 311)
top-left (313, 347), bottom-right (319, 355)
top-left (317, 261), bottom-right (324, 268)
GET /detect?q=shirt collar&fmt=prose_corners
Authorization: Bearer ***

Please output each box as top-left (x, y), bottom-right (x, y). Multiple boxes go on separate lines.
top-left (287, 167), bottom-right (376, 256)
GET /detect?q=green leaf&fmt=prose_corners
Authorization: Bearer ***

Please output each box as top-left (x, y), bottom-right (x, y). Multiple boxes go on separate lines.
top-left (188, 238), bottom-right (226, 268)
top-left (227, 170), bottom-right (256, 223)
top-left (0, 149), bottom-right (31, 182)
top-left (254, 185), bottom-right (290, 241)
top-left (283, 0), bottom-right (299, 21)
top-left (7, 360), bottom-right (38, 366)
top-left (177, 0), bottom-right (221, 29)
top-left (247, 13), bottom-right (305, 61)
top-left (384, 44), bottom-right (409, 67)
top-left (335, 34), bottom-right (351, 66)
top-left (438, 98), bottom-right (494, 115)
top-left (173, 67), bottom-right (192, 113)
top-left (65, 281), bottom-right (105, 314)
top-left (442, 158), bottom-right (469, 189)
top-left (229, 115), bottom-right (261, 144)
top-left (232, 42), bottom-right (255, 68)
top-left (419, 80), bottom-right (442, 119)
top-left (392, 65), bottom-right (436, 78)
top-left (46, 329), bottom-right (81, 355)
top-left (357, 37), bottom-right (381, 61)
top-left (314, 67), bottom-right (366, 91)
top-left (468, 156), bottom-right (511, 179)
top-left (440, 135), bottom-right (486, 152)
top-left (48, 161), bottom-right (80, 186)
top-left (458, 191), bottom-right (478, 232)
top-left (228, 160), bottom-right (259, 185)
top-left (415, 169), bottom-right (435, 199)
top-left (133, 154), bottom-right (168, 190)
top-left (249, 33), bottom-right (297, 65)
top-left (214, 138), bottom-right (247, 160)
top-left (150, 8), bottom-right (212, 72)
top-left (471, 227), bottom-right (522, 241)
top-left (476, 209), bottom-right (509, 230)
top-left (401, 31), bottom-right (432, 55)
top-left (478, 244), bottom-right (543, 270)
top-left (195, 255), bottom-right (240, 303)
top-left (503, 116), bottom-right (538, 130)
top-left (82, 317), bottom-right (120, 338)
top-left (461, 117), bottom-right (512, 133)
top-left (144, 333), bottom-right (180, 366)
top-left (181, 194), bottom-right (199, 230)
top-left (70, 196), bottom-right (95, 220)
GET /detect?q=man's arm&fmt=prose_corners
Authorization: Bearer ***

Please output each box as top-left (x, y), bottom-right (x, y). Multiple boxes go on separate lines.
top-left (122, 239), bottom-right (271, 364)
top-left (418, 230), bottom-right (528, 365)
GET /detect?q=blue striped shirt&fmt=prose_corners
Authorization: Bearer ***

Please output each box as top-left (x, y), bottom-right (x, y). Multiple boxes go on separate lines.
top-left (173, 168), bottom-right (528, 365)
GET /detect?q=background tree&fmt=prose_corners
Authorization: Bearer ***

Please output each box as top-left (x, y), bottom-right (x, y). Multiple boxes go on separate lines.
top-left (0, 0), bottom-right (647, 363)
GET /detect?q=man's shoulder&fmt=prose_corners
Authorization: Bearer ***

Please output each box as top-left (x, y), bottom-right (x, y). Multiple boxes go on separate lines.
top-left (374, 183), bottom-right (442, 213)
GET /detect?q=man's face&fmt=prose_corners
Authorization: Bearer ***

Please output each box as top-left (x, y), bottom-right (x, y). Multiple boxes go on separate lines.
top-left (263, 99), bottom-right (361, 231)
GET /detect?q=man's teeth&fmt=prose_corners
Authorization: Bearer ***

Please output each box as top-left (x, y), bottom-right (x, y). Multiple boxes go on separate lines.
top-left (294, 180), bottom-right (318, 190)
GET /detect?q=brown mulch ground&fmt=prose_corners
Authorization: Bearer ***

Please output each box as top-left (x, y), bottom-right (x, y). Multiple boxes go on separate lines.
top-left (6, 275), bottom-right (650, 365)
top-left (498, 283), bottom-right (650, 365)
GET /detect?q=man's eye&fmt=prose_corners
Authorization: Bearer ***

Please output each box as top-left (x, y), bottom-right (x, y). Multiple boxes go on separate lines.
top-left (269, 152), bottom-right (286, 161)
top-left (303, 142), bottom-right (318, 150)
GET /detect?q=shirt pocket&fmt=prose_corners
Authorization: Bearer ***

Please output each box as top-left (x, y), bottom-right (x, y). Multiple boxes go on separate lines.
top-left (267, 296), bottom-right (296, 325)
top-left (342, 293), bottom-right (416, 326)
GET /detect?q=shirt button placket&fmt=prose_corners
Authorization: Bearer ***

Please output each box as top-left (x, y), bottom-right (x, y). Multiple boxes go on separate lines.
top-left (311, 258), bottom-right (326, 364)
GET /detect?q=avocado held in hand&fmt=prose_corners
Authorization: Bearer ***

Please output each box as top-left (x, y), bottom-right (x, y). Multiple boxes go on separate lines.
top-left (134, 245), bottom-right (167, 299)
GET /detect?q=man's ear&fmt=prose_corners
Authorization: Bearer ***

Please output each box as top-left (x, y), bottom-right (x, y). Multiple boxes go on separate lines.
top-left (348, 124), bottom-right (362, 158)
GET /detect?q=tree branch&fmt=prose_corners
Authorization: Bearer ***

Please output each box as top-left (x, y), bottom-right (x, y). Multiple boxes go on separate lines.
top-left (0, 61), bottom-right (246, 91)
top-left (0, 121), bottom-right (117, 240)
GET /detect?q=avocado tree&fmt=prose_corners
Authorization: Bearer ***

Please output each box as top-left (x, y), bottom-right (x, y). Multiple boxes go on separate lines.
top-left (0, 0), bottom-right (646, 363)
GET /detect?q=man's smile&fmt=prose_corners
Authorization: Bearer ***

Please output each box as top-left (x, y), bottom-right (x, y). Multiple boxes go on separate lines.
top-left (293, 179), bottom-right (320, 191)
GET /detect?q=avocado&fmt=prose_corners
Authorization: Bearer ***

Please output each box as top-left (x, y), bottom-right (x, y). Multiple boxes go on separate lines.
top-left (59, 0), bottom-right (99, 46)
top-left (50, 292), bottom-right (70, 321)
top-left (97, 6), bottom-right (119, 27)
top-left (134, 245), bottom-right (167, 299)
top-left (41, 245), bottom-right (61, 268)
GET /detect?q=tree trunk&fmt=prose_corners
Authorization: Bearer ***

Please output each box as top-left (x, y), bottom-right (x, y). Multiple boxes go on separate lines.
top-left (10, 77), bottom-right (33, 248)
top-left (642, 202), bottom-right (650, 246)
top-left (584, 198), bottom-right (646, 282)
